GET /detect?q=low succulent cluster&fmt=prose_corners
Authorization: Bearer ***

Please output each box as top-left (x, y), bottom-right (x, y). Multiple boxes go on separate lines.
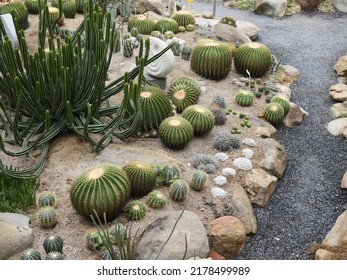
top-left (213, 131), bottom-right (240, 152)
top-left (190, 170), bottom-right (208, 191)
top-left (126, 201), bottom-right (147, 221)
top-left (233, 157), bottom-right (253, 171)
top-left (169, 179), bottom-right (189, 201)
top-left (181, 105), bottom-right (215, 136)
top-left (147, 191), bottom-right (167, 209)
top-left (191, 153), bottom-right (218, 174)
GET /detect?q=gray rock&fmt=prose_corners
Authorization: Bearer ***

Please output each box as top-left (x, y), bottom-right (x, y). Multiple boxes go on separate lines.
top-left (250, 115), bottom-right (277, 138)
top-left (329, 84), bottom-right (347, 101)
top-left (326, 118), bottom-right (347, 136)
top-left (283, 102), bottom-right (309, 127)
top-left (334, 55), bottom-right (347, 77)
top-left (330, 103), bottom-right (347, 119)
top-left (243, 168), bottom-right (278, 207)
top-left (224, 0), bottom-right (236, 8)
top-left (258, 138), bottom-right (287, 178)
top-left (280, 64), bottom-right (300, 86)
top-left (136, 210), bottom-right (209, 260)
top-left (131, 0), bottom-right (165, 15)
top-left (212, 23), bottom-right (251, 47)
top-left (333, 0), bottom-right (347, 12)
top-left (0, 213), bottom-right (33, 259)
top-left (202, 11), bottom-right (214, 19)
top-left (274, 83), bottom-right (292, 100)
top-left (235, 20), bottom-right (260, 40)
top-left (255, 0), bottom-right (287, 17)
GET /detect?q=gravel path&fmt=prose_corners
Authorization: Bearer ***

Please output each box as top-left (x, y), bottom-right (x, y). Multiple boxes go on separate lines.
top-left (184, 1), bottom-right (347, 259)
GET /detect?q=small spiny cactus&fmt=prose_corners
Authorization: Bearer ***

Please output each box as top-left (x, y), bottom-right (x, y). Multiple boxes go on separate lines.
top-left (147, 191), bottom-right (167, 209)
top-left (235, 90), bottom-right (254, 107)
top-left (219, 16), bottom-right (236, 27)
top-left (52, 0), bottom-right (77, 18)
top-left (123, 38), bottom-right (134, 58)
top-left (171, 10), bottom-right (195, 27)
top-left (20, 249), bottom-right (41, 260)
top-left (113, 30), bottom-right (121, 53)
top-left (181, 105), bottom-right (215, 136)
top-left (161, 164), bottom-right (181, 185)
top-left (24, 0), bottom-right (44, 14)
top-left (186, 24), bottom-right (195, 32)
top-left (263, 103), bottom-right (285, 125)
top-left (46, 251), bottom-right (64, 260)
top-left (190, 170), bottom-right (208, 191)
top-left (171, 76), bottom-right (201, 97)
top-left (167, 83), bottom-right (197, 113)
top-left (169, 179), bottom-right (189, 201)
top-left (37, 191), bottom-right (56, 207)
top-left (178, 26), bottom-right (186, 32)
top-left (130, 27), bottom-right (140, 40)
top-left (270, 96), bottom-right (290, 115)
top-left (126, 201), bottom-right (147, 221)
top-left (128, 15), bottom-right (156, 35)
top-left (43, 234), bottom-right (64, 254)
top-left (155, 18), bottom-right (179, 33)
top-left (37, 206), bottom-right (58, 228)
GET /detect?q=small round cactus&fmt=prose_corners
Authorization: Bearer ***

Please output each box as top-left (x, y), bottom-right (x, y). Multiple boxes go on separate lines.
top-left (169, 179), bottom-right (189, 201)
top-left (167, 83), bottom-right (197, 113)
top-left (171, 76), bottom-right (201, 97)
top-left (128, 15), bottom-right (156, 35)
top-left (270, 96), bottom-right (290, 115)
top-left (171, 10), bottom-right (195, 27)
top-left (219, 16), bottom-right (236, 27)
top-left (20, 249), bottom-right (41, 260)
top-left (52, 0), bottom-right (77, 18)
top-left (263, 103), bottom-right (285, 125)
top-left (161, 164), bottom-right (181, 185)
top-left (235, 90), bottom-right (254, 107)
top-left (159, 116), bottom-right (194, 150)
top-left (178, 26), bottom-right (186, 32)
top-left (164, 30), bottom-right (175, 39)
top-left (46, 251), bottom-right (64, 260)
top-left (37, 206), bottom-right (58, 228)
top-left (123, 38), bottom-right (134, 58)
top-left (37, 191), bottom-right (56, 207)
top-left (43, 234), bottom-right (63, 254)
top-left (190, 170), bottom-right (208, 191)
top-left (130, 27), bottom-right (140, 40)
top-left (155, 18), bottom-right (179, 33)
top-left (126, 201), bottom-right (147, 221)
top-left (186, 24), bottom-right (195, 32)
top-left (123, 161), bottom-right (156, 197)
top-left (48, 7), bottom-right (65, 27)
top-left (147, 191), bottom-right (167, 209)
top-left (181, 45), bottom-right (192, 61)
top-left (181, 105), bottom-right (215, 136)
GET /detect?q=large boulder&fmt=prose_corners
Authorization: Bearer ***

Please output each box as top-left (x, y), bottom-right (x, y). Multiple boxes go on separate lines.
top-left (334, 56), bottom-right (347, 77)
top-left (213, 23), bottom-right (251, 46)
top-left (297, 0), bottom-right (322, 10)
top-left (255, 0), bottom-right (287, 17)
top-left (136, 210), bottom-right (209, 260)
top-left (131, 0), bottom-right (165, 15)
top-left (329, 84), bottom-right (347, 101)
top-left (333, 0), bottom-right (347, 12)
top-left (283, 102), bottom-right (309, 127)
top-left (235, 20), bottom-right (260, 40)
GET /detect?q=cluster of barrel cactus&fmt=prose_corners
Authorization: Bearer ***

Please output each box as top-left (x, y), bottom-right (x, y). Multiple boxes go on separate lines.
top-left (36, 191), bottom-right (58, 228)
top-left (263, 96), bottom-right (290, 125)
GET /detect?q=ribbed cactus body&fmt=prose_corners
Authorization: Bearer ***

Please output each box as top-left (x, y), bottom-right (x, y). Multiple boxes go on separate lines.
top-left (155, 18), bottom-right (178, 33)
top-left (181, 45), bottom-right (192, 61)
top-left (263, 103), bottom-right (285, 125)
top-left (178, 26), bottom-right (186, 32)
top-left (130, 27), bottom-right (140, 40)
top-left (147, 191), bottom-right (167, 209)
top-left (43, 235), bottom-right (64, 254)
top-left (123, 161), bottom-right (156, 197)
top-left (24, 0), bottom-right (44, 14)
top-left (191, 40), bottom-right (231, 80)
top-left (70, 164), bottom-right (130, 221)
top-left (220, 16), bottom-right (236, 27)
top-left (159, 116), bottom-right (194, 150)
top-left (171, 76), bottom-right (201, 97)
top-left (190, 170), bottom-right (208, 191)
top-left (169, 179), bottom-right (189, 201)
top-left (21, 249), bottom-right (41, 260)
top-left (126, 201), bottom-right (146, 221)
top-left (139, 86), bottom-right (172, 132)
top-left (52, 0), bottom-right (77, 18)
top-left (186, 24), bottom-right (195, 32)
top-left (48, 7), bottom-right (65, 26)
top-left (46, 251), bottom-right (64, 260)
top-left (113, 30), bottom-right (121, 53)
top-left (37, 191), bottom-right (56, 207)
top-left (171, 10), bottom-right (195, 27)
top-left (128, 15), bottom-right (156, 35)
top-left (0, 0), bottom-right (29, 30)
top-left (234, 42), bottom-right (272, 78)
top-left (235, 90), bottom-right (254, 107)
top-left (161, 164), bottom-right (181, 185)
top-left (76, 0), bottom-right (84, 13)
top-left (167, 83), bottom-right (197, 113)
top-left (123, 38), bottom-right (133, 58)
top-left (270, 96), bottom-right (290, 115)
top-left (182, 105), bottom-right (214, 136)
top-left (37, 206), bottom-right (57, 228)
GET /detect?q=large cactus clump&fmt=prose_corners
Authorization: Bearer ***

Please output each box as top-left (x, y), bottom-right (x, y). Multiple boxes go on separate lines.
top-left (181, 105), bottom-right (214, 136)
top-left (234, 42), bottom-right (272, 78)
top-left (24, 0), bottom-right (44, 14)
top-left (191, 40), bottom-right (232, 80)
top-left (167, 83), bottom-right (197, 113)
top-left (52, 0), bottom-right (77, 18)
top-left (155, 18), bottom-right (178, 33)
top-left (128, 15), bottom-right (156, 35)
top-left (171, 10), bottom-right (195, 27)
top-left (70, 164), bottom-right (130, 221)
top-left (0, 0), bottom-right (29, 30)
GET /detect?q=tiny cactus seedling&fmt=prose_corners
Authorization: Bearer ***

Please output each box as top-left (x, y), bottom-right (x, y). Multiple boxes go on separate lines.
top-left (186, 24), bottom-right (195, 32)
top-left (167, 83), bottom-right (197, 113)
top-left (270, 96), bottom-right (290, 115)
top-left (181, 105), bottom-right (215, 136)
top-left (169, 179), bottom-right (189, 201)
top-left (190, 170), bottom-right (208, 191)
top-left (37, 191), bottom-right (56, 207)
top-left (155, 18), bottom-right (179, 33)
top-left (171, 76), bottom-right (201, 97)
top-left (43, 234), bottom-right (64, 253)
top-left (20, 249), bottom-right (41, 260)
top-left (147, 191), bottom-right (167, 209)
top-left (37, 206), bottom-right (58, 228)
top-left (171, 10), bottom-right (195, 27)
top-left (235, 90), bottom-right (254, 107)
top-left (263, 103), bottom-right (285, 125)
top-left (128, 15), bottom-right (156, 35)
top-left (126, 201), bottom-right (147, 221)
top-left (161, 164), bottom-right (181, 185)
top-left (46, 251), bottom-right (64, 260)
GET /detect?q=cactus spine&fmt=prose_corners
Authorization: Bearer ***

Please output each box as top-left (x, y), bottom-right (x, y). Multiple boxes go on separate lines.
top-left (147, 191), bottom-right (167, 209)
top-left (52, 0), bottom-right (77, 18)
top-left (21, 249), bottom-right (42, 260)
top-left (37, 206), bottom-right (58, 228)
top-left (37, 191), bottom-right (56, 207)
top-left (123, 38), bottom-right (133, 58)
top-left (270, 96), bottom-right (290, 115)
top-left (235, 90), bottom-right (254, 107)
top-left (171, 10), bottom-right (195, 27)
top-left (190, 170), bottom-right (208, 191)
top-left (155, 18), bottom-right (179, 33)
top-left (128, 15), bottom-right (156, 35)
top-left (43, 235), bottom-right (64, 253)
top-left (46, 251), bottom-right (64, 260)
top-left (126, 201), bottom-right (147, 221)
top-left (167, 83), bottom-right (197, 113)
top-left (181, 105), bottom-right (215, 136)
top-left (263, 103), bottom-right (285, 125)
top-left (169, 179), bottom-right (189, 201)
top-left (161, 164), bottom-right (181, 185)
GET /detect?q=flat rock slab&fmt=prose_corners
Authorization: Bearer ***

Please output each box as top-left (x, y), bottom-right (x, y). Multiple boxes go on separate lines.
top-left (329, 83), bottom-right (347, 101)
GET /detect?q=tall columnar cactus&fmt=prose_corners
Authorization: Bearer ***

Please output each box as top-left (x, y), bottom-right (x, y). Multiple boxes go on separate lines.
top-left (46, 251), bottom-right (64, 260)
top-left (138, 85), bottom-right (173, 132)
top-left (126, 201), bottom-right (147, 221)
top-left (147, 191), bottom-right (167, 209)
top-left (123, 38), bottom-right (134, 58)
top-left (128, 15), bottom-right (156, 35)
top-left (123, 161), bottom-right (156, 197)
top-left (169, 179), bottom-right (189, 201)
top-left (171, 76), bottom-right (201, 97)
top-left (181, 105), bottom-right (215, 136)
top-left (43, 234), bottom-right (64, 253)
top-left (70, 164), bottom-right (130, 221)
top-left (21, 249), bottom-right (42, 260)
top-left (190, 170), bottom-right (208, 191)
top-left (52, 0), bottom-right (77, 18)
top-left (37, 191), bottom-right (56, 207)
top-left (161, 164), bottom-right (181, 185)
top-left (171, 10), bottom-right (195, 27)
top-left (167, 83), bottom-right (197, 113)
top-left (24, 0), bottom-right (44, 14)
top-left (234, 42), bottom-right (272, 78)
top-left (0, 0), bottom-right (29, 30)
top-left (130, 27), bottom-right (140, 40)
top-left (159, 116), bottom-right (194, 150)
top-left (155, 18), bottom-right (179, 34)
top-left (37, 206), bottom-right (58, 228)
top-left (263, 103), bottom-right (285, 125)
top-left (191, 40), bottom-right (232, 80)
top-left (48, 6), bottom-right (65, 26)
top-left (270, 96), bottom-right (290, 115)
top-left (235, 90), bottom-right (254, 107)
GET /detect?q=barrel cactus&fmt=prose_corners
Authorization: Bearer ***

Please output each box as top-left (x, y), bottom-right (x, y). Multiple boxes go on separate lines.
top-left (43, 234), bottom-right (64, 254)
top-left (48, 6), bottom-right (65, 26)
top-left (178, 26), bottom-right (186, 32)
top-left (159, 116), bottom-right (194, 150)
top-left (263, 103), bottom-right (285, 125)
top-left (128, 15), bottom-right (156, 35)
top-left (235, 90), bottom-right (254, 107)
top-left (167, 83), bottom-right (197, 113)
top-left (37, 191), bottom-right (56, 207)
top-left (52, 0), bottom-right (77, 18)
top-left (76, 0), bottom-right (84, 13)
top-left (139, 85), bottom-right (173, 132)
top-left (21, 249), bottom-right (41, 260)
top-left (234, 42), bottom-right (272, 78)
top-left (0, 0), bottom-right (29, 30)
top-left (181, 105), bottom-right (215, 136)
top-left (169, 179), bottom-right (189, 201)
top-left (171, 10), bottom-right (195, 27)
top-left (191, 40), bottom-right (232, 80)
top-left (24, 0), bottom-right (44, 14)
top-left (147, 191), bottom-right (167, 209)
top-left (270, 96), bottom-right (290, 115)
top-left (171, 76), bottom-right (201, 97)
top-left (190, 170), bottom-right (208, 191)
top-left (70, 164), bottom-right (130, 221)
top-left (123, 38), bottom-right (133, 58)
top-left (126, 201), bottom-right (146, 221)
top-left (113, 30), bottom-right (121, 53)
top-left (155, 18), bottom-right (178, 33)
top-left (123, 161), bottom-right (156, 197)
top-left (161, 164), bottom-right (181, 185)
top-left (37, 206), bottom-right (58, 228)
top-left (186, 24), bottom-right (195, 32)
top-left (46, 251), bottom-right (64, 260)
top-left (219, 16), bottom-right (236, 27)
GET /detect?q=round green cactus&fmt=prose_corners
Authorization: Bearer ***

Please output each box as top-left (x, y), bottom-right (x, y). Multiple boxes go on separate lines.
top-left (191, 40), bottom-right (232, 80)
top-left (171, 76), bottom-right (201, 97)
top-left (24, 0), bottom-right (44, 14)
top-left (169, 179), bottom-right (189, 201)
top-left (128, 15), bottom-right (156, 35)
top-left (37, 206), bottom-right (58, 228)
top-left (70, 164), bottom-right (130, 221)
top-left (48, 7), bottom-right (65, 27)
top-left (270, 96), bottom-right (290, 115)
top-left (235, 90), bottom-right (254, 107)
top-left (37, 191), bottom-right (56, 207)
top-left (164, 30), bottom-right (175, 39)
top-left (155, 18), bottom-right (178, 33)
top-left (263, 103), bottom-right (285, 125)
top-left (171, 42), bottom-right (180, 56)
top-left (234, 42), bottom-right (272, 78)
top-left (43, 234), bottom-right (64, 254)
top-left (46, 251), bottom-right (64, 260)
top-left (21, 249), bottom-right (41, 260)
top-left (190, 170), bottom-right (208, 191)
top-left (113, 30), bottom-right (121, 53)
top-left (130, 27), bottom-right (140, 40)
top-left (181, 45), bottom-right (192, 61)
top-left (0, 0), bottom-right (29, 30)
top-left (186, 24), bottom-right (195, 32)
top-left (123, 161), bottom-right (156, 197)
top-left (178, 26), bottom-right (186, 32)
top-left (123, 38), bottom-right (133, 58)
top-left (161, 163), bottom-right (181, 185)
top-left (219, 16), bottom-right (236, 27)
top-left (167, 83), bottom-right (197, 113)
top-left (147, 191), bottom-right (167, 209)
top-left (171, 10), bottom-right (195, 27)
top-left (76, 0), bottom-right (84, 13)
top-left (52, 0), bottom-right (77, 18)
top-left (159, 116), bottom-right (194, 150)
top-left (139, 85), bottom-right (172, 132)
top-left (181, 105), bottom-right (215, 136)
top-left (126, 201), bottom-right (146, 221)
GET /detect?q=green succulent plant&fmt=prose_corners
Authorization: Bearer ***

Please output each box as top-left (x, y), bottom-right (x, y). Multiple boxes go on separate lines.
top-left (0, 0), bottom-right (29, 30)
top-left (186, 24), bottom-right (195, 32)
top-left (270, 96), bottom-right (290, 115)
top-left (171, 76), bottom-right (201, 97)
top-left (178, 26), bottom-right (186, 32)
top-left (263, 103), bottom-right (285, 125)
top-left (43, 234), bottom-right (64, 254)
top-left (155, 18), bottom-right (178, 33)
top-left (190, 170), bottom-right (208, 191)
top-left (171, 10), bottom-right (195, 27)
top-left (52, 0), bottom-right (77, 18)
top-left (126, 201), bottom-right (146, 221)
top-left (20, 249), bottom-right (42, 260)
top-left (46, 251), bottom-right (64, 260)
top-left (169, 179), bottom-right (189, 201)
top-left (37, 206), bottom-right (58, 228)
top-left (167, 83), bottom-right (197, 113)
top-left (37, 191), bottom-right (56, 207)
top-left (161, 163), bottom-right (181, 185)
top-left (235, 90), bottom-right (254, 107)
top-left (24, 0), bottom-right (44, 14)
top-left (128, 15), bottom-right (156, 35)
top-left (219, 16), bottom-right (236, 27)
top-left (181, 105), bottom-right (215, 136)
top-left (147, 191), bottom-right (167, 209)
top-left (123, 38), bottom-right (133, 58)
top-left (48, 6), bottom-right (65, 26)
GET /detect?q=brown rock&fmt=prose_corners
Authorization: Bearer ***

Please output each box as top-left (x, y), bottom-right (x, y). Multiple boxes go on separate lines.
top-left (255, 0), bottom-right (287, 17)
top-left (283, 102), bottom-right (309, 128)
top-left (250, 115), bottom-right (277, 138)
top-left (209, 249), bottom-right (225, 260)
top-left (212, 23), bottom-right (251, 46)
top-left (279, 65), bottom-right (300, 86)
top-left (224, 0), bottom-right (236, 8)
top-left (209, 216), bottom-right (246, 259)
top-left (341, 172), bottom-right (347, 189)
top-left (297, 0), bottom-right (323, 10)
top-left (202, 11), bottom-right (214, 19)
top-left (329, 84), bottom-right (347, 101)
top-left (315, 249), bottom-right (335, 260)
top-left (334, 55), bottom-right (347, 77)
top-left (131, 0), bottom-right (165, 15)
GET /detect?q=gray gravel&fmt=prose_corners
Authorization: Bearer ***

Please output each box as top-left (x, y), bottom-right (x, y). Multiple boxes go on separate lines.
top-left (183, 1), bottom-right (347, 259)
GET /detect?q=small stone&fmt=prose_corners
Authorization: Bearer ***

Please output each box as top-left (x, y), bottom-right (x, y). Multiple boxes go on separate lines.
top-left (338, 77), bottom-right (347, 84)
top-left (334, 55), bottom-right (347, 77)
top-left (279, 65), bottom-right (300, 85)
top-left (330, 103), bottom-right (347, 119)
top-left (209, 249), bottom-right (225, 260)
top-left (202, 11), bottom-right (214, 19)
top-left (211, 187), bottom-right (227, 198)
top-left (283, 102), bottom-right (309, 127)
top-left (315, 249), bottom-right (335, 260)
top-left (329, 84), bottom-right (347, 101)
top-left (326, 118), bottom-right (347, 136)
